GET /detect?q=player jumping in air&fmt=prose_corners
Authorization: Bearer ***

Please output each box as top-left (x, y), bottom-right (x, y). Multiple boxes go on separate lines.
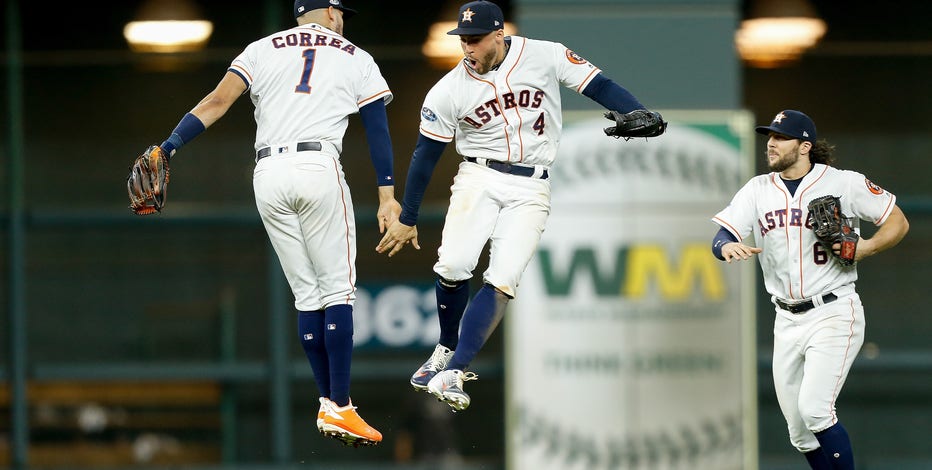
top-left (376, 0), bottom-right (665, 411)
top-left (134, 0), bottom-right (399, 447)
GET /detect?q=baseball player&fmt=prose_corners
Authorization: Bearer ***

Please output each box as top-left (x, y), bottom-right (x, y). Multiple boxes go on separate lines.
top-left (711, 110), bottom-right (909, 469)
top-left (376, 0), bottom-right (664, 411)
top-left (140, 0), bottom-right (398, 446)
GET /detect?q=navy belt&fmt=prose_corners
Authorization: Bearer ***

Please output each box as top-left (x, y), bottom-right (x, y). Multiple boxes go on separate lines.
top-left (464, 156), bottom-right (548, 179)
top-left (775, 292), bottom-right (838, 314)
top-left (256, 141), bottom-right (322, 160)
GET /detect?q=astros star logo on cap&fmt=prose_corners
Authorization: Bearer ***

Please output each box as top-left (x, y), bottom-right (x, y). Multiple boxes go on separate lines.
top-left (773, 112), bottom-right (786, 123)
top-left (462, 7), bottom-right (476, 22)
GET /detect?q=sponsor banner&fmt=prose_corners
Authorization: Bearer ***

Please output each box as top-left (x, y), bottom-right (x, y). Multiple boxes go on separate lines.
top-left (352, 284), bottom-right (439, 349)
top-left (507, 111), bottom-right (757, 470)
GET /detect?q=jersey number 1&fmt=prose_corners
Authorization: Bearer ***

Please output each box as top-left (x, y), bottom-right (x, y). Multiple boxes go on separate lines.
top-left (294, 49), bottom-right (316, 94)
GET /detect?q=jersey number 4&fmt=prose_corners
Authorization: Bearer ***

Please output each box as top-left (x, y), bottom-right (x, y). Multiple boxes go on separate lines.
top-left (294, 49), bottom-right (317, 94)
top-left (533, 112), bottom-right (545, 136)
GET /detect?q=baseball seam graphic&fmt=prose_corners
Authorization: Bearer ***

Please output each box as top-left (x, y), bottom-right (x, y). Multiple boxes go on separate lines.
top-left (516, 406), bottom-right (742, 469)
top-left (549, 123), bottom-right (743, 197)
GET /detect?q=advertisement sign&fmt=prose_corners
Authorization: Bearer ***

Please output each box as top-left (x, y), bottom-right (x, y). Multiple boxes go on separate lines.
top-left (352, 284), bottom-right (439, 349)
top-left (507, 111), bottom-right (757, 470)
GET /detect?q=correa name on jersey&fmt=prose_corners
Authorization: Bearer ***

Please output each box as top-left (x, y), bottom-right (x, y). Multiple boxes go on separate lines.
top-left (462, 89), bottom-right (545, 129)
top-left (758, 207), bottom-right (814, 237)
top-left (270, 31), bottom-right (357, 55)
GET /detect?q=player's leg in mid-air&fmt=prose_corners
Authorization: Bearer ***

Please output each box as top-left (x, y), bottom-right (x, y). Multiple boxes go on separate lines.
top-left (410, 277), bottom-right (466, 390)
top-left (412, 166), bottom-right (497, 395)
top-left (259, 155), bottom-right (382, 446)
top-left (426, 173), bottom-right (550, 411)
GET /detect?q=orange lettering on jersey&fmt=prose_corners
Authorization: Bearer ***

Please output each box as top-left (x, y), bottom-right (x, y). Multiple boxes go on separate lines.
top-left (517, 90), bottom-right (531, 107)
top-left (789, 208), bottom-right (803, 227)
top-left (463, 89), bottom-right (545, 130)
top-left (270, 33), bottom-right (356, 55)
top-left (463, 117), bottom-right (482, 128)
top-left (759, 208), bottom-right (808, 237)
top-left (475, 106), bottom-right (492, 124)
top-left (532, 90), bottom-right (543, 107)
top-left (502, 93), bottom-right (517, 109)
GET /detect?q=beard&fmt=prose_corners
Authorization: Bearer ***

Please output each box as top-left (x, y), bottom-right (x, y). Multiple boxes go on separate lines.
top-left (467, 48), bottom-right (500, 74)
top-left (768, 153), bottom-right (797, 172)
top-left (767, 142), bottom-right (800, 172)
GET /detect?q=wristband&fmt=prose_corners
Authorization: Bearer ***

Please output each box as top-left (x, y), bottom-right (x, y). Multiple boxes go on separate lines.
top-left (161, 112), bottom-right (206, 156)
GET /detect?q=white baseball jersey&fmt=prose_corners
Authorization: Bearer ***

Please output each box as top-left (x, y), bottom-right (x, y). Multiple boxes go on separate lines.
top-left (231, 22), bottom-right (391, 311)
top-left (418, 36), bottom-right (601, 167)
top-left (714, 163), bottom-right (895, 453)
top-left (421, 36), bottom-right (599, 297)
top-left (230, 22), bottom-right (392, 155)
top-left (712, 163), bottom-right (896, 301)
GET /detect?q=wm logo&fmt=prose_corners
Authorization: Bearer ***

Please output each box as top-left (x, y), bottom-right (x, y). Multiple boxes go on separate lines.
top-left (538, 243), bottom-right (725, 300)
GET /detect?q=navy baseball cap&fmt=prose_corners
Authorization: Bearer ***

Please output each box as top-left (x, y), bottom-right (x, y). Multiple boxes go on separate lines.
top-left (294, 0), bottom-right (356, 19)
top-left (447, 1), bottom-right (505, 35)
top-left (755, 110), bottom-right (817, 143)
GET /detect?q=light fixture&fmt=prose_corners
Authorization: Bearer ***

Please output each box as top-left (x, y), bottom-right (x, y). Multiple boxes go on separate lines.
top-left (124, 0), bottom-right (214, 53)
top-left (422, 21), bottom-right (519, 69)
top-left (735, 0), bottom-right (827, 68)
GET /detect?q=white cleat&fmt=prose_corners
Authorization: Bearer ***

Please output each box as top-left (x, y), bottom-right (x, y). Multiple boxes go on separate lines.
top-left (427, 369), bottom-right (478, 412)
top-left (410, 344), bottom-right (455, 391)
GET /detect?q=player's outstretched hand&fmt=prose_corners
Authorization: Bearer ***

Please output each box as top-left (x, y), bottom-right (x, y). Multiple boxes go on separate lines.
top-left (721, 242), bottom-right (762, 263)
top-left (376, 187), bottom-right (402, 234)
top-left (377, 198), bottom-right (402, 234)
top-left (376, 221), bottom-right (420, 257)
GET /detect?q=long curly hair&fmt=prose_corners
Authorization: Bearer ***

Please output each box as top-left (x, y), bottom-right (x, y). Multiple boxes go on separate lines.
top-left (808, 139), bottom-right (836, 166)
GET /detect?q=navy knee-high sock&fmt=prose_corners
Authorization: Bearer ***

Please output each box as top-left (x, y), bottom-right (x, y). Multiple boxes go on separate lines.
top-left (436, 278), bottom-right (469, 350)
top-left (297, 310), bottom-right (329, 398)
top-left (814, 422), bottom-right (855, 469)
top-left (447, 284), bottom-right (508, 371)
top-left (324, 304), bottom-right (354, 407)
top-left (804, 448), bottom-right (833, 469)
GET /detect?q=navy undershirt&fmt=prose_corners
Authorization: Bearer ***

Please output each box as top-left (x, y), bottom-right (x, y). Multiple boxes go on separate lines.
top-left (358, 98), bottom-right (395, 186)
top-left (581, 73), bottom-right (645, 113)
top-left (711, 228), bottom-right (738, 260)
top-left (399, 135), bottom-right (447, 226)
top-left (782, 164), bottom-right (814, 197)
top-left (782, 175), bottom-right (804, 197)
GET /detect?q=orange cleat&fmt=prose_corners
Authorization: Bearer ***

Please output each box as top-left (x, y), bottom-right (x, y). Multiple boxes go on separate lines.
top-left (316, 397), bottom-right (331, 432)
top-left (319, 399), bottom-right (382, 447)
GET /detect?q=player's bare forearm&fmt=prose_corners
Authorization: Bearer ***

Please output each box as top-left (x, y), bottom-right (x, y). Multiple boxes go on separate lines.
top-left (376, 186), bottom-right (401, 233)
top-left (854, 205), bottom-right (909, 261)
top-left (375, 221), bottom-right (419, 257)
top-left (189, 72), bottom-right (247, 127)
top-left (721, 242), bottom-right (762, 263)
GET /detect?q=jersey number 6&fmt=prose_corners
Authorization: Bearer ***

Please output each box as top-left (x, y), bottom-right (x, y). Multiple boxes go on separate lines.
top-left (813, 242), bottom-right (829, 265)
